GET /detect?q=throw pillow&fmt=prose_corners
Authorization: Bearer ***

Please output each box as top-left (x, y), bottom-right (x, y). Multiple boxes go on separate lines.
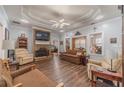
top-left (76, 52), bottom-right (82, 56)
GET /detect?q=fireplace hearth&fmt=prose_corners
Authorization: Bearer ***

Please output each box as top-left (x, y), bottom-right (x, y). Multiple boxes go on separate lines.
top-left (35, 48), bottom-right (49, 57)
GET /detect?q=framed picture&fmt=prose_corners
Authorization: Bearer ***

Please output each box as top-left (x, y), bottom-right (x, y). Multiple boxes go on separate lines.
top-left (110, 38), bottom-right (117, 44)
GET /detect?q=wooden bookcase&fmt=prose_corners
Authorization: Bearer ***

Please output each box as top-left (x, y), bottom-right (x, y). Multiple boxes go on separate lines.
top-left (17, 37), bottom-right (27, 48)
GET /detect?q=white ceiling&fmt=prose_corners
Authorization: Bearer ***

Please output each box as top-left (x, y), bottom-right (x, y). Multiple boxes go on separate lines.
top-left (3, 5), bottom-right (121, 32)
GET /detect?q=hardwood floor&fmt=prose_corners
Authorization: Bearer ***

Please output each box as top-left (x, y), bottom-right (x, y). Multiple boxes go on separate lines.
top-left (34, 54), bottom-right (90, 87)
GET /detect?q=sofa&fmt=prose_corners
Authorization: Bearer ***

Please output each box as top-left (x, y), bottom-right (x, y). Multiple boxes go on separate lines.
top-left (0, 59), bottom-right (64, 87)
top-left (15, 48), bottom-right (33, 65)
top-left (59, 50), bottom-right (83, 65)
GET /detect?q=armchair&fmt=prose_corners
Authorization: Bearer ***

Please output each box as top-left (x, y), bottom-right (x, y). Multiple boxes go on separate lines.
top-left (15, 48), bottom-right (33, 65)
top-left (0, 59), bottom-right (64, 87)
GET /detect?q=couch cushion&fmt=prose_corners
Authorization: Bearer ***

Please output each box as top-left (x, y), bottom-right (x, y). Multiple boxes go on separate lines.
top-left (63, 54), bottom-right (78, 58)
top-left (13, 69), bottom-right (57, 87)
top-left (76, 52), bottom-right (82, 56)
top-left (67, 50), bottom-right (77, 55)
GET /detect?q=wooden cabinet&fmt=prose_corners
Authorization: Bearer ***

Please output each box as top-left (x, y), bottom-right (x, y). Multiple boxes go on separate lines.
top-left (17, 37), bottom-right (27, 48)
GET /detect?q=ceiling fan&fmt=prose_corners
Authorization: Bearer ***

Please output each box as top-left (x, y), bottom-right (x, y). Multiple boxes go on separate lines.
top-left (49, 19), bottom-right (70, 29)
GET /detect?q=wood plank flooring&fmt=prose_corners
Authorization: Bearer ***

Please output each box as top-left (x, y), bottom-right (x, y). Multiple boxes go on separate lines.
top-left (34, 54), bottom-right (90, 87)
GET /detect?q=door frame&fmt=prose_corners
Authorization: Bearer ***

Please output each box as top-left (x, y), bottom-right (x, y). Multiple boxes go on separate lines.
top-left (119, 5), bottom-right (124, 87)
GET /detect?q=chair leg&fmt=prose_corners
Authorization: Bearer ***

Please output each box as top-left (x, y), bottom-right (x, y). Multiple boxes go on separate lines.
top-left (90, 80), bottom-right (96, 87)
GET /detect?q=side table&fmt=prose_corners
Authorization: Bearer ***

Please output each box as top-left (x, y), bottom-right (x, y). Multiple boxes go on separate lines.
top-left (9, 61), bottom-right (19, 71)
top-left (91, 68), bottom-right (122, 87)
top-left (81, 55), bottom-right (90, 66)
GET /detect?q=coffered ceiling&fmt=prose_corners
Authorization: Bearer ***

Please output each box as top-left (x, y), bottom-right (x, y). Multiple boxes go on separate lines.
top-left (3, 5), bottom-right (121, 32)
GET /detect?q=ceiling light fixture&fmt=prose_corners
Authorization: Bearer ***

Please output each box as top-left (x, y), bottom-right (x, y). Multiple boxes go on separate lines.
top-left (50, 19), bottom-right (70, 29)
top-left (96, 15), bottom-right (104, 20)
top-left (20, 19), bottom-right (29, 23)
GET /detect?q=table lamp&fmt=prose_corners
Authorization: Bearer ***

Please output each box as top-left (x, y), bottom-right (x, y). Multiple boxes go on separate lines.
top-left (108, 48), bottom-right (117, 73)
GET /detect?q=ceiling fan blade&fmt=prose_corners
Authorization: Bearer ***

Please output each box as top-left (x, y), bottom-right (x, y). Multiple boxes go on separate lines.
top-left (60, 23), bottom-right (70, 28)
top-left (52, 23), bottom-right (59, 28)
top-left (59, 19), bottom-right (65, 23)
top-left (49, 20), bottom-right (57, 23)
top-left (62, 23), bottom-right (70, 26)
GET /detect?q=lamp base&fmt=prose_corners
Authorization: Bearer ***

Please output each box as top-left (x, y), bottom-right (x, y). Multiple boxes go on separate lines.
top-left (107, 69), bottom-right (117, 73)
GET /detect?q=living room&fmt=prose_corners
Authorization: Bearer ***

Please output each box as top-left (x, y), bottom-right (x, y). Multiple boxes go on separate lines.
top-left (0, 5), bottom-right (124, 88)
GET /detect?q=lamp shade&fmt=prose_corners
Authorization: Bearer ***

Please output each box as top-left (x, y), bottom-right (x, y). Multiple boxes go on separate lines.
top-left (2, 40), bottom-right (15, 50)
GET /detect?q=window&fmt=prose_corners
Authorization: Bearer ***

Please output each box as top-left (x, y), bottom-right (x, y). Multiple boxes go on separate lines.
top-left (66, 38), bottom-right (71, 50)
top-left (90, 33), bottom-right (102, 54)
top-left (75, 37), bottom-right (86, 49)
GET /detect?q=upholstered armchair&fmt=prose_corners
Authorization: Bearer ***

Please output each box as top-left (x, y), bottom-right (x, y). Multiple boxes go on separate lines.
top-left (15, 48), bottom-right (33, 65)
top-left (0, 59), bottom-right (64, 87)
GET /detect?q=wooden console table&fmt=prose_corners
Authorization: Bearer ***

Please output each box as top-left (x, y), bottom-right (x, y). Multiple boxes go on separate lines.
top-left (91, 68), bottom-right (122, 87)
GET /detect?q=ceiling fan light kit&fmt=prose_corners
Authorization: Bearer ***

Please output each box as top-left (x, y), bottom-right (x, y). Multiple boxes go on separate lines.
top-left (50, 18), bottom-right (70, 29)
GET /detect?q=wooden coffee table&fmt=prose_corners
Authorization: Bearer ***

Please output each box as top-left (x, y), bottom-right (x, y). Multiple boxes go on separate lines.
top-left (91, 68), bottom-right (122, 87)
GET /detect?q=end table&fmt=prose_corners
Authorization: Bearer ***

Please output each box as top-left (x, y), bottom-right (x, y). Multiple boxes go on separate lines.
top-left (9, 61), bottom-right (19, 71)
top-left (91, 68), bottom-right (122, 87)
